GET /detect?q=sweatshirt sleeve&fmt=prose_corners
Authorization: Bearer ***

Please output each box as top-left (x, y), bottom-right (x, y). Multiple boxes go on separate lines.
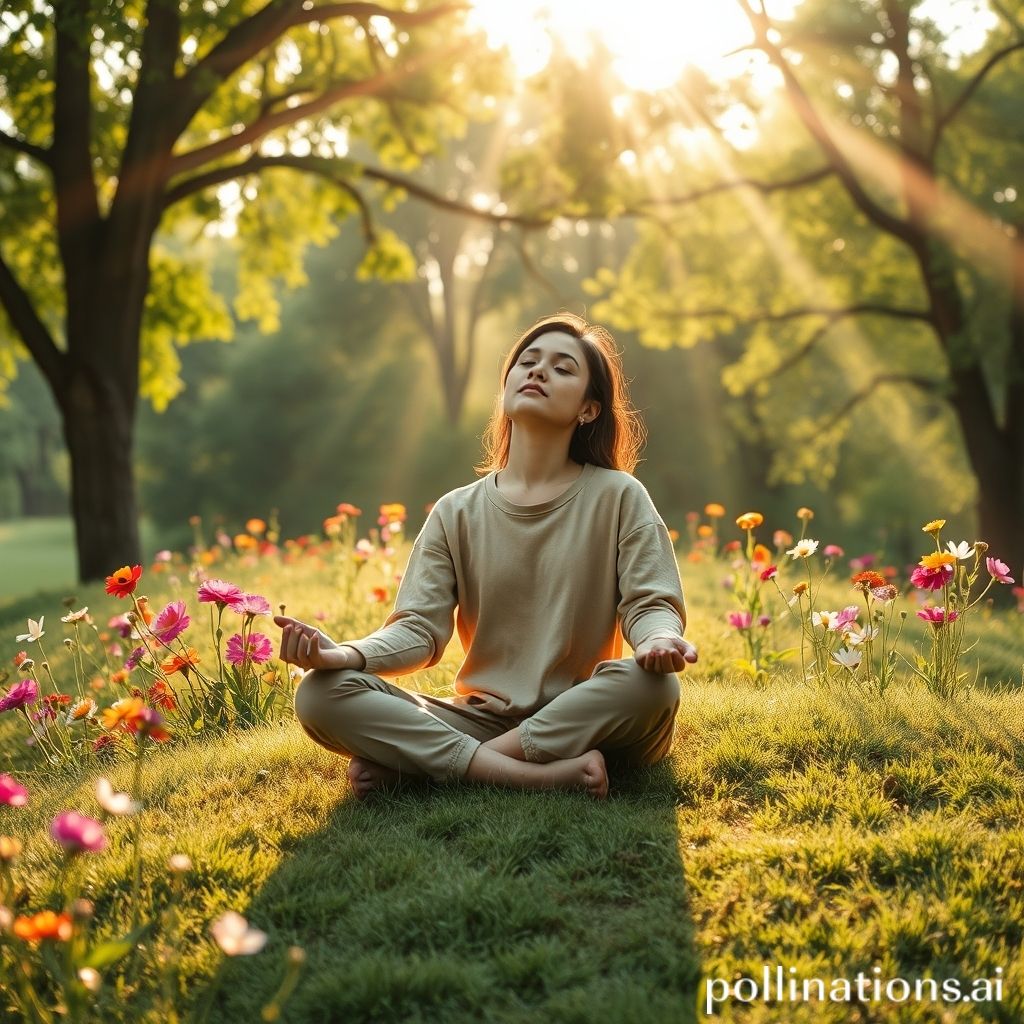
top-left (616, 503), bottom-right (687, 649)
top-left (343, 504), bottom-right (458, 677)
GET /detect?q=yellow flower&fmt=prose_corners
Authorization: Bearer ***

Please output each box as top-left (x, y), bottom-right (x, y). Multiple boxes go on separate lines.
top-left (796, 507), bottom-right (814, 521)
top-left (704, 503), bottom-right (725, 518)
top-left (921, 519), bottom-right (946, 534)
top-left (919, 552), bottom-right (956, 570)
top-left (246, 518), bottom-right (266, 535)
top-left (792, 581), bottom-right (809, 595)
top-left (736, 512), bottom-right (764, 531)
top-left (234, 533), bottom-right (258, 551)
top-left (697, 524), bottom-right (713, 538)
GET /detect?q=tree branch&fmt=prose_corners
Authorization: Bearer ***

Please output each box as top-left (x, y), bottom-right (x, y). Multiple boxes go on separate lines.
top-left (736, 0), bottom-right (917, 246)
top-left (169, 41), bottom-right (468, 177)
top-left (930, 40), bottom-right (1024, 153)
top-left (0, 245), bottom-right (65, 396)
top-left (172, 0), bottom-right (467, 139)
top-left (820, 372), bottom-right (942, 431)
top-left (655, 302), bottom-right (933, 325)
top-left (0, 127), bottom-right (51, 168)
top-left (163, 153), bottom-right (551, 228)
top-left (630, 166), bottom-right (836, 210)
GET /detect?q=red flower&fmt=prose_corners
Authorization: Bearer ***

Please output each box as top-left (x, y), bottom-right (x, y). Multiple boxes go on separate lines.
top-left (104, 565), bottom-right (143, 599)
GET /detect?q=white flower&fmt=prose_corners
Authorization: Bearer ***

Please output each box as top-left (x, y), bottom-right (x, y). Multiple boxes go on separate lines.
top-left (945, 540), bottom-right (973, 560)
top-left (15, 617), bottom-right (45, 643)
top-left (61, 607), bottom-right (90, 624)
top-left (95, 777), bottom-right (140, 816)
top-left (786, 539), bottom-right (819, 559)
top-left (832, 647), bottom-right (862, 670)
top-left (210, 911), bottom-right (268, 955)
top-left (77, 967), bottom-right (101, 991)
top-left (845, 625), bottom-right (879, 646)
top-left (168, 853), bottom-right (193, 873)
top-left (65, 698), bottom-right (97, 726)
top-left (812, 609), bottom-right (838, 629)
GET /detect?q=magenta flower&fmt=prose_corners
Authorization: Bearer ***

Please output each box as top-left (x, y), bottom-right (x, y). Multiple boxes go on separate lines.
top-left (757, 614), bottom-right (772, 627)
top-left (239, 593), bottom-right (272, 617)
top-left (0, 678), bottom-right (39, 713)
top-left (125, 646), bottom-right (147, 670)
top-left (759, 565), bottom-right (777, 581)
top-left (197, 579), bottom-right (245, 610)
top-left (910, 565), bottom-right (951, 591)
top-left (823, 544), bottom-right (844, 558)
top-left (727, 611), bottom-right (752, 629)
top-left (152, 600), bottom-right (190, 643)
top-left (835, 605), bottom-right (860, 630)
top-left (986, 557), bottom-right (1015, 585)
top-left (108, 613), bottom-right (133, 639)
top-left (917, 605), bottom-right (958, 628)
top-left (225, 632), bottom-right (274, 665)
top-left (0, 773), bottom-right (28, 807)
top-left (50, 811), bottom-right (106, 854)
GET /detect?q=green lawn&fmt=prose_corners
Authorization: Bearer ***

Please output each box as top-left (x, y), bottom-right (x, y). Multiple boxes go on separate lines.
top-left (0, 517), bottom-right (159, 601)
top-left (1, 541), bottom-right (1023, 1022)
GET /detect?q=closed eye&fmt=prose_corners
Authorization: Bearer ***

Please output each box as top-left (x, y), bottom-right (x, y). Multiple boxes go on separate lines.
top-left (520, 361), bottom-right (571, 374)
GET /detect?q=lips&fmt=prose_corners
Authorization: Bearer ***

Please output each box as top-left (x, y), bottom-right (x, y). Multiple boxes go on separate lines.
top-left (519, 384), bottom-right (546, 396)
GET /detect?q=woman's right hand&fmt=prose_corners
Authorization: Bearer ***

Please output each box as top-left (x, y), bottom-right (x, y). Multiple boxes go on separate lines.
top-left (273, 616), bottom-right (356, 671)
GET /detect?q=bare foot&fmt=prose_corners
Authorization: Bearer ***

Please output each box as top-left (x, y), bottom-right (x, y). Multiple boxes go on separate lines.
top-left (347, 756), bottom-right (403, 800)
top-left (550, 749), bottom-right (609, 799)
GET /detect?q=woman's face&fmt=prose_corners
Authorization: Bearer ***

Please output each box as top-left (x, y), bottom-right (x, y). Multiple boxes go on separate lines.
top-left (503, 330), bottom-right (599, 428)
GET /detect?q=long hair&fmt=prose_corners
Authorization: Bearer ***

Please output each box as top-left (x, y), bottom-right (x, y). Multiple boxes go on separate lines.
top-left (474, 313), bottom-right (647, 476)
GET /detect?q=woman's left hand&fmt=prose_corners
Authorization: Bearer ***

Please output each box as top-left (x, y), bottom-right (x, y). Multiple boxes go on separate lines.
top-left (633, 636), bottom-right (699, 674)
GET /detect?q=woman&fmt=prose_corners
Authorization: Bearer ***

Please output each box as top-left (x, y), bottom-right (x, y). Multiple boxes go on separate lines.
top-left (275, 313), bottom-right (698, 800)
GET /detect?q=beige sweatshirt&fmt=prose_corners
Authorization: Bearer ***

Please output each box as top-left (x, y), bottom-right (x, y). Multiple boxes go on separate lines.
top-left (345, 462), bottom-right (687, 718)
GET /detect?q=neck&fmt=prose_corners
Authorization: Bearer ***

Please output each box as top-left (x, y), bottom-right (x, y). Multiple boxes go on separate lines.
top-left (502, 425), bottom-right (579, 488)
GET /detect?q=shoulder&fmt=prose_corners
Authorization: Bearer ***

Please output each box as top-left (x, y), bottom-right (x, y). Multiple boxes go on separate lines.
top-left (587, 466), bottom-right (664, 532)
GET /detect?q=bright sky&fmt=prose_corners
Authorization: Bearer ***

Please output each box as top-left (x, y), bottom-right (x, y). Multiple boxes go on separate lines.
top-left (467, 0), bottom-right (998, 92)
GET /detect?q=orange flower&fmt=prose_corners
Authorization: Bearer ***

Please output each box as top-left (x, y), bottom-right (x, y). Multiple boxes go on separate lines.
top-left (736, 512), bottom-right (764, 531)
top-left (105, 565), bottom-right (142, 599)
top-left (13, 910), bottom-right (73, 942)
top-left (667, 528), bottom-right (680, 542)
top-left (135, 596), bottom-right (154, 625)
top-left (199, 550), bottom-right (216, 567)
top-left (102, 697), bottom-right (147, 731)
top-left (369, 587), bottom-right (388, 603)
top-left (110, 669), bottom-right (129, 686)
top-left (246, 518), bottom-right (266, 535)
top-left (686, 551), bottom-right (703, 563)
top-left (188, 515), bottom-right (202, 527)
top-left (752, 543), bottom-right (772, 566)
top-left (919, 552), bottom-right (956, 570)
top-left (792, 581), bottom-right (809, 595)
top-left (147, 680), bottom-right (177, 712)
top-left (379, 503), bottom-right (407, 524)
top-left (322, 515), bottom-right (343, 537)
top-left (704, 503), bottom-right (725, 518)
top-left (336, 503), bottom-right (361, 517)
top-left (852, 571), bottom-right (887, 590)
top-left (773, 529), bottom-right (793, 548)
top-left (796, 507), bottom-right (814, 521)
top-left (697, 524), bottom-right (713, 538)
top-left (234, 533), bottom-right (258, 551)
top-left (160, 647), bottom-right (201, 676)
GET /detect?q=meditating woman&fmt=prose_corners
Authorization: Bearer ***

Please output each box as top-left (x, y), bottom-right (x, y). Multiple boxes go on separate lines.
top-left (275, 312), bottom-right (698, 799)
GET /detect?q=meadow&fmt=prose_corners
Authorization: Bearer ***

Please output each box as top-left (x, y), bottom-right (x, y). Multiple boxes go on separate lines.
top-left (1, 505), bottom-right (1023, 1023)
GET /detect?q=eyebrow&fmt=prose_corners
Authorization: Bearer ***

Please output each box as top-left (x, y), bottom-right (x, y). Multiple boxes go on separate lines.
top-left (522, 347), bottom-right (580, 367)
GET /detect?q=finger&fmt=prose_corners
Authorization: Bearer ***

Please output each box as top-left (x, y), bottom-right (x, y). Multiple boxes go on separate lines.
top-left (280, 625), bottom-right (295, 664)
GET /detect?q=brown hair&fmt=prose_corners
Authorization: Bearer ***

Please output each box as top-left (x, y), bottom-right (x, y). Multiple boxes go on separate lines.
top-left (473, 313), bottom-right (647, 476)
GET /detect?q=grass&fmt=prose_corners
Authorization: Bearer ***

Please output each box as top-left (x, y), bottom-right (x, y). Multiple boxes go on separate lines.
top-left (1, 536), bottom-right (1024, 1022)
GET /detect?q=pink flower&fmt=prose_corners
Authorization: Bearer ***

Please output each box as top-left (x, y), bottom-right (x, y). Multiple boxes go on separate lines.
top-left (986, 557), bottom-right (1015, 585)
top-left (910, 565), bottom-right (952, 591)
top-left (759, 565), bottom-right (777, 581)
top-left (917, 605), bottom-right (958, 628)
top-left (0, 773), bottom-right (28, 807)
top-left (225, 632), bottom-right (274, 666)
top-left (823, 544), bottom-right (844, 558)
top-left (0, 678), bottom-right (39, 713)
top-left (239, 594), bottom-right (272, 617)
top-left (849, 554), bottom-right (877, 572)
top-left (727, 611), bottom-right (752, 629)
top-left (197, 579), bottom-right (245, 610)
top-left (835, 605), bottom-right (860, 630)
top-left (757, 615), bottom-right (772, 627)
top-left (108, 614), bottom-right (133, 639)
top-left (152, 600), bottom-right (190, 643)
top-left (50, 811), bottom-right (106, 854)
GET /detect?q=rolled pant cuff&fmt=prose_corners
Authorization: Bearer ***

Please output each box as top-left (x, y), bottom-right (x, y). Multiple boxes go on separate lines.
top-left (445, 733), bottom-right (481, 782)
top-left (518, 720), bottom-right (549, 763)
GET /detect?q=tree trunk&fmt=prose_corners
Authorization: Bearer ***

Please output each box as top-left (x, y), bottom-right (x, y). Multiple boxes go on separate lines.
top-left (60, 363), bottom-right (141, 582)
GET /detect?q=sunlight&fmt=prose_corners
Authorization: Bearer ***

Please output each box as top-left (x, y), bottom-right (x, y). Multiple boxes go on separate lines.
top-left (468, 0), bottom-right (798, 91)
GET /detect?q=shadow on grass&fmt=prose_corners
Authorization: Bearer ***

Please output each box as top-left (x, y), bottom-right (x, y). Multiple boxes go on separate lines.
top-left (191, 756), bottom-right (704, 1024)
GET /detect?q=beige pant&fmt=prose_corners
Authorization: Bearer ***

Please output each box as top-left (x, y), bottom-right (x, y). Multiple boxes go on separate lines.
top-left (294, 658), bottom-right (681, 783)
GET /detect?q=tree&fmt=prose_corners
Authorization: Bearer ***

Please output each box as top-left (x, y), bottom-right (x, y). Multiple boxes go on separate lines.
top-left (0, 0), bottom-right (524, 581)
top-left (578, 0), bottom-right (1024, 584)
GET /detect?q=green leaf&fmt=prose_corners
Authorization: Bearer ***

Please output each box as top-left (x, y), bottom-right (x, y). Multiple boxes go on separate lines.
top-left (80, 923), bottom-right (152, 970)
